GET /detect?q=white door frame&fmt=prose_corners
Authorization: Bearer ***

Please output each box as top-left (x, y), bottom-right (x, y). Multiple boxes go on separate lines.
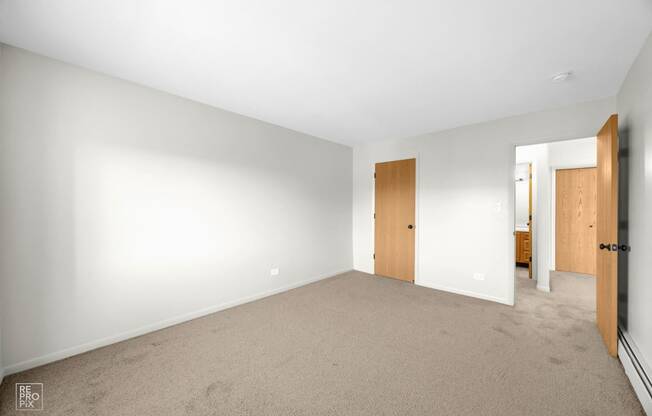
top-left (510, 138), bottom-right (597, 304)
top-left (371, 153), bottom-right (420, 284)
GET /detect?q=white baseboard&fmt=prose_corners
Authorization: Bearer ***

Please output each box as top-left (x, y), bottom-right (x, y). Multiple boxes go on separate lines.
top-left (2, 269), bottom-right (351, 377)
top-left (619, 329), bottom-right (652, 415)
top-left (416, 281), bottom-right (512, 306)
top-left (353, 268), bottom-right (513, 306)
top-left (536, 284), bottom-right (551, 292)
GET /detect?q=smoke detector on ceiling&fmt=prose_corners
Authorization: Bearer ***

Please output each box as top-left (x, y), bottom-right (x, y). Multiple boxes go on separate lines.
top-left (551, 71), bottom-right (573, 82)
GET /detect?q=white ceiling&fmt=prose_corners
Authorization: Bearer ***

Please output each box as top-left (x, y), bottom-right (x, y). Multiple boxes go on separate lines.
top-left (1, 1), bottom-right (651, 146)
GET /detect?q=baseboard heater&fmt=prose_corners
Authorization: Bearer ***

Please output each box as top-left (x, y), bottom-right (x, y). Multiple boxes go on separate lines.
top-left (619, 327), bottom-right (652, 414)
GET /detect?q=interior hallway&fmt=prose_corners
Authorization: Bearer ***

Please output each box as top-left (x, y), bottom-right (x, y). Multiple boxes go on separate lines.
top-left (516, 267), bottom-right (597, 304)
top-left (0, 270), bottom-right (643, 415)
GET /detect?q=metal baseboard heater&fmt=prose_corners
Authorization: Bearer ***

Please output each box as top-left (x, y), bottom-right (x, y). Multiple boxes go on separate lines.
top-left (619, 328), bottom-right (652, 414)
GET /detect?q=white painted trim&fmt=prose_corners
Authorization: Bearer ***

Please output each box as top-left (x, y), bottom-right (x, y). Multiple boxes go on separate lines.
top-left (550, 167), bottom-right (556, 271)
top-left (2, 269), bottom-right (351, 376)
top-left (619, 331), bottom-right (652, 415)
top-left (510, 146), bottom-right (536, 305)
top-left (549, 163), bottom-right (597, 170)
top-left (371, 153), bottom-right (421, 285)
top-left (506, 149), bottom-right (518, 306)
top-left (415, 155), bottom-right (421, 286)
top-left (536, 284), bottom-right (551, 292)
top-left (418, 282), bottom-right (512, 306)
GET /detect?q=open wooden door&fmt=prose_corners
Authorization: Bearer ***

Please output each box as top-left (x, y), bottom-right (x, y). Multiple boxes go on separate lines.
top-left (596, 114), bottom-right (619, 357)
top-left (374, 159), bottom-right (416, 282)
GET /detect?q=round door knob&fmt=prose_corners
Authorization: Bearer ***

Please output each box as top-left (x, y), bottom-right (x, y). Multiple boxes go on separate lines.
top-left (408, 224), bottom-right (414, 229)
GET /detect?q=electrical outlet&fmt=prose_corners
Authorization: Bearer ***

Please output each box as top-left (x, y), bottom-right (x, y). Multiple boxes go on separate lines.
top-left (473, 273), bottom-right (485, 281)
top-left (270, 268), bottom-right (279, 276)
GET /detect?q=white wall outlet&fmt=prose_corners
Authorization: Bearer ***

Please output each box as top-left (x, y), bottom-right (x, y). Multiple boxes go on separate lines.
top-left (473, 273), bottom-right (485, 281)
top-left (270, 268), bottom-right (279, 276)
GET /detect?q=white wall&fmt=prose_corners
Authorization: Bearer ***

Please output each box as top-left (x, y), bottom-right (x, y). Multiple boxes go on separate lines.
top-left (514, 163), bottom-right (529, 229)
top-left (0, 45), bottom-right (353, 374)
top-left (548, 137), bottom-right (596, 167)
top-left (617, 31), bottom-right (652, 383)
top-left (353, 97), bottom-right (616, 305)
top-left (515, 144), bottom-right (548, 288)
top-left (0, 327), bottom-right (3, 384)
top-left (0, 275), bottom-right (3, 383)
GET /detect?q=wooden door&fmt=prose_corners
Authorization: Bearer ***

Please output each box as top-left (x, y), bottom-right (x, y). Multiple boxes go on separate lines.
top-left (374, 159), bottom-right (416, 282)
top-left (555, 167), bottom-right (597, 275)
top-left (596, 114), bottom-right (619, 357)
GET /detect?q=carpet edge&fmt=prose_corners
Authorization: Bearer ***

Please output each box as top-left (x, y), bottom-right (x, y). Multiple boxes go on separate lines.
top-left (2, 268), bottom-right (352, 377)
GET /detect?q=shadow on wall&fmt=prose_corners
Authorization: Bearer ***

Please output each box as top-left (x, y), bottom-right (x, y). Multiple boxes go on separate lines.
top-left (618, 125), bottom-right (630, 330)
top-left (0, 43), bottom-right (353, 371)
top-left (0, 136), bottom-right (350, 368)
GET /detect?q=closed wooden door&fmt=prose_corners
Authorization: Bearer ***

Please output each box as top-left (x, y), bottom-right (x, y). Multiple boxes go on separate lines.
top-left (596, 114), bottom-right (619, 357)
top-left (374, 159), bottom-right (416, 282)
top-left (555, 167), bottom-right (597, 275)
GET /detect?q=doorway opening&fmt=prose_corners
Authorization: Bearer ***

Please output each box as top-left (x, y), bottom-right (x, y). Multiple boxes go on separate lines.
top-left (512, 114), bottom-right (620, 357)
top-left (514, 162), bottom-right (533, 278)
top-left (513, 137), bottom-right (597, 305)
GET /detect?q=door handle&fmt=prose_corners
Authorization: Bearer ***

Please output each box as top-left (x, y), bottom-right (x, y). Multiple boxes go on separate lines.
top-left (407, 224), bottom-right (414, 230)
top-left (599, 243), bottom-right (619, 251)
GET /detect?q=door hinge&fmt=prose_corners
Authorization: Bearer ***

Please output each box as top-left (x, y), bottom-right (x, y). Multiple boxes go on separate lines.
top-left (529, 256), bottom-right (532, 262)
top-left (374, 172), bottom-right (376, 179)
top-left (373, 213), bottom-right (376, 219)
top-left (373, 253), bottom-right (375, 260)
top-left (600, 243), bottom-right (631, 252)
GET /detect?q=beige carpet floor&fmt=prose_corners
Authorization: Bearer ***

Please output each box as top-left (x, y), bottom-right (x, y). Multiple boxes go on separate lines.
top-left (0, 270), bottom-right (643, 415)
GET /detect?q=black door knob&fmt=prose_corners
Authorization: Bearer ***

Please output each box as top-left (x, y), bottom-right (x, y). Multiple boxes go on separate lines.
top-left (599, 243), bottom-right (611, 251)
top-left (408, 224), bottom-right (414, 230)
